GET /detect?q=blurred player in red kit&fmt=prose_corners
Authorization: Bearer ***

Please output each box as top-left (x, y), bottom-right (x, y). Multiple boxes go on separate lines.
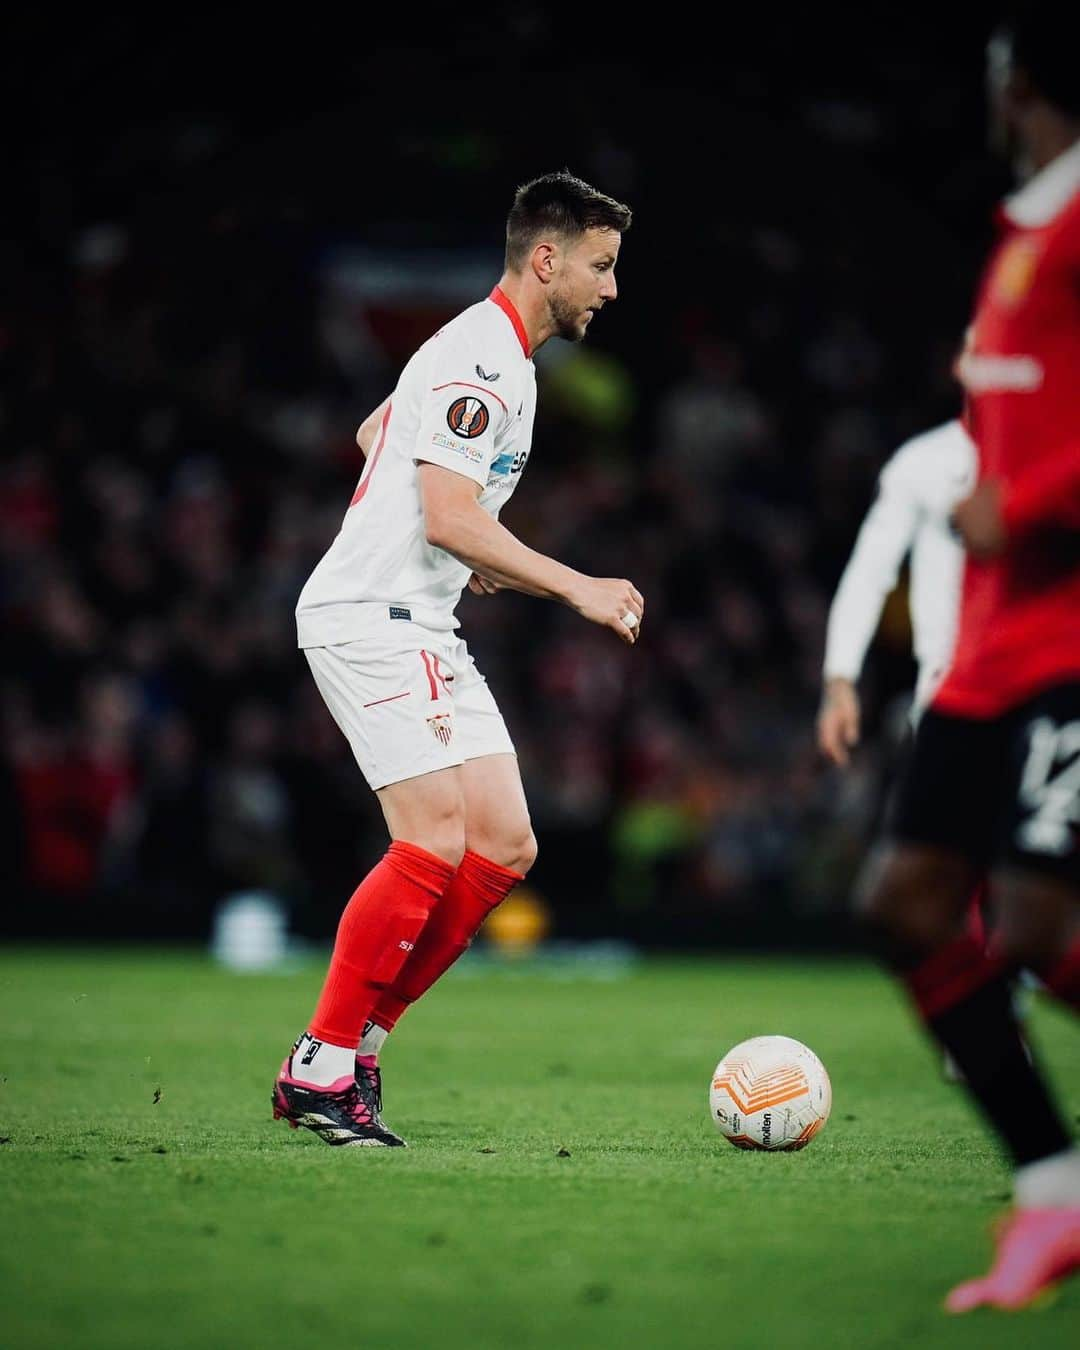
top-left (856, 8), bottom-right (1080, 1312)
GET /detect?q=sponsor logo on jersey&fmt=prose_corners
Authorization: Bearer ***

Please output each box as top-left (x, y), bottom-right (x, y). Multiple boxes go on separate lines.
top-left (388, 606), bottom-right (412, 621)
top-left (427, 712), bottom-right (454, 747)
top-left (475, 364), bottom-right (500, 382)
top-left (489, 448), bottom-right (530, 478)
top-left (446, 395), bottom-right (490, 439)
top-left (432, 432), bottom-right (485, 462)
top-left (955, 352), bottom-right (1044, 393)
top-left (990, 237), bottom-right (1042, 308)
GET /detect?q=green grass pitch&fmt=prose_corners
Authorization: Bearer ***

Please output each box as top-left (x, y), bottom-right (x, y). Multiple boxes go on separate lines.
top-left (0, 947), bottom-right (1077, 1349)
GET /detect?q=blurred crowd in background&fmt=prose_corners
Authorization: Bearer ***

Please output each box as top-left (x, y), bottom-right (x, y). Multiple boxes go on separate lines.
top-left (3, 16), bottom-right (1010, 946)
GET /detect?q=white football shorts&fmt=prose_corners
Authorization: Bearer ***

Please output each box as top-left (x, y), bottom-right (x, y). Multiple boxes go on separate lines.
top-left (304, 621), bottom-right (515, 791)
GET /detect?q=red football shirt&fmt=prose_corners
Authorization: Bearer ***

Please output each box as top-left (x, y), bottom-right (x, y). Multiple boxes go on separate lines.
top-left (935, 142), bottom-right (1080, 718)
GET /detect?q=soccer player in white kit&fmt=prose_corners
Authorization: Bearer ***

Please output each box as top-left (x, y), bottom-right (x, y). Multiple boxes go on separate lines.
top-left (272, 171), bottom-right (642, 1147)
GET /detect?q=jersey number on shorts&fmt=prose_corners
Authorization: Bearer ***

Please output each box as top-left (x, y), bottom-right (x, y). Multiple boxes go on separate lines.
top-left (1017, 717), bottom-right (1080, 857)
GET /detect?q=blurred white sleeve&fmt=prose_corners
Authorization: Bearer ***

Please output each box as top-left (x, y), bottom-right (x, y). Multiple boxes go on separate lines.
top-left (822, 461), bottom-right (921, 683)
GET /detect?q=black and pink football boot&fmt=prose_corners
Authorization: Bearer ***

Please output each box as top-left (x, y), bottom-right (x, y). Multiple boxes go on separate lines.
top-left (272, 1053), bottom-right (406, 1147)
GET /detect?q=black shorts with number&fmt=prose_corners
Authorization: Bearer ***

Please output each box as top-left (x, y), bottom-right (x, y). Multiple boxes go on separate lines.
top-left (887, 681), bottom-right (1080, 885)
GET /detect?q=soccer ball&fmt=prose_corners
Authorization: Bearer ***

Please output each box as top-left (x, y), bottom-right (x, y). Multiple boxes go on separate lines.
top-left (709, 1035), bottom-right (832, 1151)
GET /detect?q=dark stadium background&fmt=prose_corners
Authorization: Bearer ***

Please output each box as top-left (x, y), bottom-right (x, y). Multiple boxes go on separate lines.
top-left (2, 12), bottom-right (1011, 948)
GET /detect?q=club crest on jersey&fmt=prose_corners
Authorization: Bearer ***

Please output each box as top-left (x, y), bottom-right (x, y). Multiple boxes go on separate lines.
top-left (447, 395), bottom-right (490, 439)
top-left (427, 712), bottom-right (454, 747)
top-left (991, 237), bottom-right (1041, 308)
top-left (476, 364), bottom-right (500, 382)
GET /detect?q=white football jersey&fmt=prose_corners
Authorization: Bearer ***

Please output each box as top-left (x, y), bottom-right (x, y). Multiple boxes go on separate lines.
top-left (822, 419), bottom-right (977, 716)
top-left (296, 287), bottom-right (537, 644)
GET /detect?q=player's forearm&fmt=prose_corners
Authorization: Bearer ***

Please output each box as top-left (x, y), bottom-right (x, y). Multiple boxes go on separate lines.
top-left (822, 576), bottom-right (889, 682)
top-left (427, 503), bottom-right (584, 604)
top-left (822, 496), bottom-right (913, 680)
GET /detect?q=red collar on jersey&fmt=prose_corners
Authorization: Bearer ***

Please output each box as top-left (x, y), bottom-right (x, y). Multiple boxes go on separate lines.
top-left (488, 285), bottom-right (531, 358)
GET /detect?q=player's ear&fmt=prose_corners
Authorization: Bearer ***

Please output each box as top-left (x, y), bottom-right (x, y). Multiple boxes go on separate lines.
top-left (530, 241), bottom-right (557, 286)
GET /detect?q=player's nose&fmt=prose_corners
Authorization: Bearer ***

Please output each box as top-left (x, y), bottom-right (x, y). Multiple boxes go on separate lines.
top-left (600, 273), bottom-right (618, 301)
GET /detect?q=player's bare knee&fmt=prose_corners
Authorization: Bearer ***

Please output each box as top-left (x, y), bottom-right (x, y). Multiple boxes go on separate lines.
top-left (421, 828), bottom-right (466, 869)
top-left (992, 873), bottom-right (1080, 971)
top-left (991, 924), bottom-right (1042, 972)
top-left (988, 906), bottom-right (1065, 972)
top-left (469, 822), bottom-right (537, 875)
top-left (416, 801), bottom-right (467, 868)
top-left (853, 844), bottom-right (904, 930)
top-left (510, 828), bottom-right (538, 876)
top-left (854, 845), bottom-right (973, 951)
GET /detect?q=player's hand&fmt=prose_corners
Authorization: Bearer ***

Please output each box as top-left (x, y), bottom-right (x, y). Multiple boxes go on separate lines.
top-left (951, 480), bottom-right (1007, 559)
top-left (817, 677), bottom-right (860, 767)
top-left (468, 572), bottom-right (501, 596)
top-left (569, 577), bottom-right (644, 645)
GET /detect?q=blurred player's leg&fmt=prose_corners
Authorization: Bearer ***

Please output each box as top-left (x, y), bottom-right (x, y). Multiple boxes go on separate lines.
top-left (946, 869), bottom-right (1080, 1310)
top-left (943, 880), bottom-right (1035, 1081)
top-left (859, 696), bottom-right (1080, 1309)
top-left (994, 871), bottom-right (1080, 1014)
top-left (365, 753), bottom-right (535, 1044)
top-left (858, 844), bottom-right (1067, 1162)
top-left (860, 843), bottom-right (1079, 1312)
top-left (964, 881), bottom-right (988, 949)
top-left (943, 883), bottom-right (989, 1082)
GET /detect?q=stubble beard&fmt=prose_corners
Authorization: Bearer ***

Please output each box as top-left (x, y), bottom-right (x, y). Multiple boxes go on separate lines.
top-left (549, 288), bottom-right (588, 343)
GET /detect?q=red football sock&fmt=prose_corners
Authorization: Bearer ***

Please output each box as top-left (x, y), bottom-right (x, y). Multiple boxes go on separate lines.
top-left (903, 931), bottom-right (1003, 1020)
top-left (964, 879), bottom-right (989, 952)
top-left (900, 933), bottom-right (1070, 1165)
top-left (308, 841), bottom-right (456, 1048)
top-left (370, 849), bottom-right (524, 1031)
top-left (1039, 939), bottom-right (1080, 1013)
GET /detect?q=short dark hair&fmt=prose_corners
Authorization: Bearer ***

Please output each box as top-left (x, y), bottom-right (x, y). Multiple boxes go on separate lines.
top-left (994, 6), bottom-right (1080, 117)
top-left (504, 171), bottom-right (632, 272)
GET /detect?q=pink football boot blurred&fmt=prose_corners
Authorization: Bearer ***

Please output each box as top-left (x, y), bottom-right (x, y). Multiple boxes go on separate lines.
top-left (946, 1207), bottom-right (1080, 1312)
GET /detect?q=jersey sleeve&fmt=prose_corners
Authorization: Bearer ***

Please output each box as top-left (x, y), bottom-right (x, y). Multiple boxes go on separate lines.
top-left (822, 450), bottom-right (921, 681)
top-left (414, 340), bottom-right (509, 488)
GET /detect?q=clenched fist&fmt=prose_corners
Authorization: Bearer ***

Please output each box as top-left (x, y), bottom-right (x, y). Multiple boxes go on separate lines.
top-left (568, 576), bottom-right (645, 645)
